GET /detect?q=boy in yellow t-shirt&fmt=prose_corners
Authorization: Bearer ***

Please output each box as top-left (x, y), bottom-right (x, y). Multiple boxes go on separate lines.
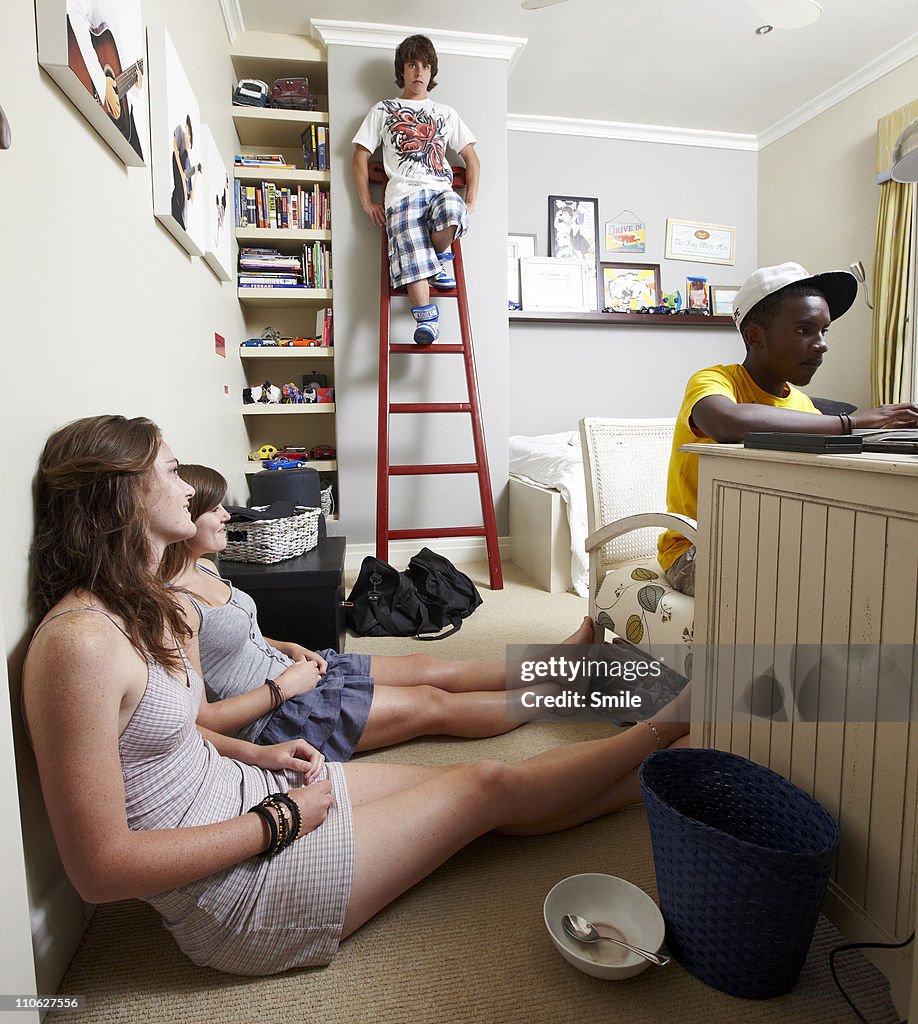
top-left (659, 261), bottom-right (918, 596)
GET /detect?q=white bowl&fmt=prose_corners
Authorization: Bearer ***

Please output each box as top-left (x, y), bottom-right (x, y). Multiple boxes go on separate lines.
top-left (543, 873), bottom-right (666, 980)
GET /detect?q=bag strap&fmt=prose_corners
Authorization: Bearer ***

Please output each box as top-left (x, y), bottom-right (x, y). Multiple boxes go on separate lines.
top-left (414, 614), bottom-right (463, 641)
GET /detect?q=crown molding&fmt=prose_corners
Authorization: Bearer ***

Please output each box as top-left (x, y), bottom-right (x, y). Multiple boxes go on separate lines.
top-left (507, 113), bottom-right (758, 152)
top-left (217, 0), bottom-right (244, 44)
top-left (309, 20), bottom-right (527, 72)
top-left (758, 29), bottom-right (918, 149)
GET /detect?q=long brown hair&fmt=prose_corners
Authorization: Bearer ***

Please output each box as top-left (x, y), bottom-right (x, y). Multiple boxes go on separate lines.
top-left (159, 464), bottom-right (228, 583)
top-left (30, 415), bottom-right (190, 669)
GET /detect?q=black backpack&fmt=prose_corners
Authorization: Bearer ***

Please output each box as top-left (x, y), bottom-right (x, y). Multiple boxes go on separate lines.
top-left (346, 548), bottom-right (482, 640)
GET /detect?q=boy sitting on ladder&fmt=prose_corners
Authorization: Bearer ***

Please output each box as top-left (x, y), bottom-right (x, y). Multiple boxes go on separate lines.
top-left (352, 33), bottom-right (480, 346)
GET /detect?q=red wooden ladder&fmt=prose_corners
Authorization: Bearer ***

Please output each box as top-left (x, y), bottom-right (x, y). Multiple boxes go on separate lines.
top-left (370, 163), bottom-right (503, 590)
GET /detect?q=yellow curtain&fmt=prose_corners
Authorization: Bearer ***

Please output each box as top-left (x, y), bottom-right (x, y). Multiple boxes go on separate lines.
top-left (871, 102), bottom-right (917, 405)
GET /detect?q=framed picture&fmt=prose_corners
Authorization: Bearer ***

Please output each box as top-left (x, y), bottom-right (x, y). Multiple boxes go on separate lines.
top-left (548, 196), bottom-right (599, 310)
top-left (599, 262), bottom-right (661, 312)
top-left (147, 26), bottom-right (206, 257)
top-left (685, 276), bottom-right (710, 313)
top-left (507, 233), bottom-right (537, 307)
top-left (521, 256), bottom-right (592, 312)
top-left (665, 219), bottom-right (736, 265)
top-left (202, 126), bottom-right (233, 281)
top-left (709, 284), bottom-right (741, 318)
top-left (36, 0), bottom-right (148, 166)
top-left (507, 233), bottom-right (537, 259)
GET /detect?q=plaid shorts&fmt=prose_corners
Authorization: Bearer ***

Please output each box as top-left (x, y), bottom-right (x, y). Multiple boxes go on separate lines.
top-left (386, 189), bottom-right (469, 288)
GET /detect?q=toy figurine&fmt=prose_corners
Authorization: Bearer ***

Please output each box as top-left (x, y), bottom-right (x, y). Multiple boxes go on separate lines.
top-left (248, 444), bottom-right (278, 461)
top-left (280, 382), bottom-right (304, 404)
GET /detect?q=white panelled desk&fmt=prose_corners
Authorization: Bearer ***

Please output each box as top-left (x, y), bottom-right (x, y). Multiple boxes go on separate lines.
top-left (687, 443), bottom-right (918, 1016)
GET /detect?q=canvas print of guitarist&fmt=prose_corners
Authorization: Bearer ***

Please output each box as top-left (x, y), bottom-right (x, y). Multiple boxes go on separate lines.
top-left (66, 0), bottom-right (146, 161)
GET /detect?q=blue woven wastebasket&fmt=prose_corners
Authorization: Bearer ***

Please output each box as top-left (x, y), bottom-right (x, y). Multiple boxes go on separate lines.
top-left (639, 748), bottom-right (839, 999)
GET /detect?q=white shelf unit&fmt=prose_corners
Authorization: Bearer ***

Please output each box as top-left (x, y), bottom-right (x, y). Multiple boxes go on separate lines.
top-left (232, 31), bottom-right (337, 515)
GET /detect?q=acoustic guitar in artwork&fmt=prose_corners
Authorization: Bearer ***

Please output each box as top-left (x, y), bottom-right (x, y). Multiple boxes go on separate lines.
top-left (66, 17), bottom-right (144, 158)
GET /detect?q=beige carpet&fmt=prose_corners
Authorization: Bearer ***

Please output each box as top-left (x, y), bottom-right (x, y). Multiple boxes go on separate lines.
top-left (50, 562), bottom-right (899, 1023)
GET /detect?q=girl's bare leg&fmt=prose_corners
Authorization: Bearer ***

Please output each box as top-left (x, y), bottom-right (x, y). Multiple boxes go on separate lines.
top-left (368, 616), bottom-right (594, 693)
top-left (340, 712), bottom-right (688, 937)
top-left (353, 681), bottom-right (562, 752)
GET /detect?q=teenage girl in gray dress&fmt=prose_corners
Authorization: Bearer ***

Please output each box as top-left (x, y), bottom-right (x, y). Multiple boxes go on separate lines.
top-left (23, 415), bottom-right (690, 974)
top-left (162, 464), bottom-right (596, 759)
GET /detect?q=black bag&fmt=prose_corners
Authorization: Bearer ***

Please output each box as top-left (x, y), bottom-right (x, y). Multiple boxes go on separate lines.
top-left (346, 548), bottom-right (482, 640)
top-left (405, 547), bottom-right (482, 635)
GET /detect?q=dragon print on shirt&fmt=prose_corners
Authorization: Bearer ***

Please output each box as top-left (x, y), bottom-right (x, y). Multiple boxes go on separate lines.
top-left (381, 100), bottom-right (451, 180)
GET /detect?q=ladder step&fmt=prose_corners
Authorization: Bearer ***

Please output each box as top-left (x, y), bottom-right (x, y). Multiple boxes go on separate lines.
top-left (390, 344), bottom-right (465, 354)
top-left (389, 286), bottom-right (458, 298)
top-left (390, 402), bottom-right (471, 414)
top-left (389, 526), bottom-right (487, 540)
top-left (390, 463), bottom-right (479, 476)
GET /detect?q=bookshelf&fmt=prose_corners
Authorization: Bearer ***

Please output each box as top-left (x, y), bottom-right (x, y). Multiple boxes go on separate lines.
top-left (231, 32), bottom-right (338, 515)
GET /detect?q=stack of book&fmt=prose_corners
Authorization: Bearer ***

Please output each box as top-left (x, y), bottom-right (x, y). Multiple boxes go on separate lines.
top-left (302, 241), bottom-right (332, 289)
top-left (301, 126), bottom-right (329, 171)
top-left (234, 180), bottom-right (330, 230)
top-left (234, 153), bottom-right (296, 169)
top-left (238, 247), bottom-right (304, 289)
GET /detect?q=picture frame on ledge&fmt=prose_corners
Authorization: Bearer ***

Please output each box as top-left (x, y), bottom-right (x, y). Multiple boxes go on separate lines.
top-left (709, 284), bottom-right (741, 318)
top-left (685, 276), bottom-right (710, 313)
top-left (665, 219), bottom-right (736, 265)
top-left (520, 256), bottom-right (592, 313)
top-left (36, 0), bottom-right (148, 166)
top-left (508, 233), bottom-right (537, 307)
top-left (599, 262), bottom-right (661, 313)
top-left (548, 195), bottom-right (599, 310)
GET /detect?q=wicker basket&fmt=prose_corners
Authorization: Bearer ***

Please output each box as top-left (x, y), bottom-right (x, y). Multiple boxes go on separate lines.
top-left (222, 506), bottom-right (321, 564)
top-left (639, 748), bottom-right (839, 999)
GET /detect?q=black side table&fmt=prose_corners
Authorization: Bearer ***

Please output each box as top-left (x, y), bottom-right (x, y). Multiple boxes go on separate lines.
top-left (219, 536), bottom-right (347, 653)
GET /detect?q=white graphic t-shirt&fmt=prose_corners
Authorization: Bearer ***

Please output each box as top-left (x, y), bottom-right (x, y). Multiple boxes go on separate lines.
top-left (352, 98), bottom-right (476, 210)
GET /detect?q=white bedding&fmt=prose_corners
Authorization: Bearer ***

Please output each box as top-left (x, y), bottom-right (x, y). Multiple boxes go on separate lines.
top-left (509, 431), bottom-right (588, 597)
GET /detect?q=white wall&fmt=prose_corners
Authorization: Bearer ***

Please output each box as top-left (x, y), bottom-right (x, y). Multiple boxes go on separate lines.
top-left (327, 41), bottom-right (510, 542)
top-left (0, 0), bottom-right (248, 992)
top-left (507, 130), bottom-right (759, 434)
top-left (758, 56), bottom-right (918, 411)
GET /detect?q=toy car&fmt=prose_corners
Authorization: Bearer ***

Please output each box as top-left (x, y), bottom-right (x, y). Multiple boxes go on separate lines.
top-left (310, 445), bottom-right (336, 460)
top-left (277, 447), bottom-right (311, 461)
top-left (261, 457), bottom-right (303, 471)
top-left (241, 338), bottom-right (264, 347)
top-left (248, 444), bottom-right (278, 461)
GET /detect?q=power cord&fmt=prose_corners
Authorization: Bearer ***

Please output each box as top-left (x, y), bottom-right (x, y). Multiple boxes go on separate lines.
top-left (829, 930), bottom-right (914, 1024)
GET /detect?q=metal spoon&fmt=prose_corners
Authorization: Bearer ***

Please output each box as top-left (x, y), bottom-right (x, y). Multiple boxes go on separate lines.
top-left (561, 913), bottom-right (671, 966)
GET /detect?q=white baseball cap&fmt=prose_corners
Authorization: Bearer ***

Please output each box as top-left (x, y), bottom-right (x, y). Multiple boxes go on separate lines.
top-left (732, 262), bottom-right (858, 334)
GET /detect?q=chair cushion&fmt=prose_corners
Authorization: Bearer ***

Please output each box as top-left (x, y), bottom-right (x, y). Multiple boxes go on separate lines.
top-left (595, 558), bottom-right (694, 677)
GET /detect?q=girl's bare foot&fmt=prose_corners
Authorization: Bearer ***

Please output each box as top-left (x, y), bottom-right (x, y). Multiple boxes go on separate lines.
top-left (561, 616), bottom-right (594, 646)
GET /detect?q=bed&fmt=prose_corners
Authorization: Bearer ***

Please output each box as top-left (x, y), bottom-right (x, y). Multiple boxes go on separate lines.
top-left (508, 431), bottom-right (588, 597)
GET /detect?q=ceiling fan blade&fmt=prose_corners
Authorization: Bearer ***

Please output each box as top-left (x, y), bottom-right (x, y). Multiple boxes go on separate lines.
top-left (521, 0), bottom-right (571, 10)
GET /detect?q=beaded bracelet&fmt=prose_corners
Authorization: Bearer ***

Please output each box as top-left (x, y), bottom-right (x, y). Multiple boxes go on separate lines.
top-left (646, 721), bottom-right (663, 750)
top-left (268, 796), bottom-right (291, 851)
top-left (273, 792), bottom-right (303, 843)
